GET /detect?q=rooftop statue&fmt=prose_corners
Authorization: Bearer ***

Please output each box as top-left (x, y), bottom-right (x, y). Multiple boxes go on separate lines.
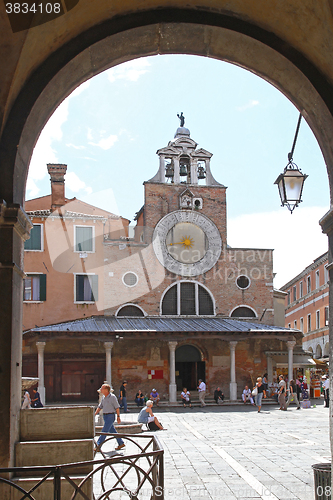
top-left (177, 112), bottom-right (185, 127)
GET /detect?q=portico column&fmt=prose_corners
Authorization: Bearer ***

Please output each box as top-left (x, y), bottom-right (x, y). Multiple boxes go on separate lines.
top-left (229, 341), bottom-right (238, 401)
top-left (287, 340), bottom-right (296, 388)
top-left (266, 354), bottom-right (273, 385)
top-left (104, 342), bottom-right (114, 385)
top-left (36, 342), bottom-right (46, 404)
top-left (168, 341), bottom-right (178, 403)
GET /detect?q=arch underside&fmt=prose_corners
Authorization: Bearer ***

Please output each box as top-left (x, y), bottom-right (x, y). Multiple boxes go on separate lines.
top-left (1, 10), bottom-right (332, 205)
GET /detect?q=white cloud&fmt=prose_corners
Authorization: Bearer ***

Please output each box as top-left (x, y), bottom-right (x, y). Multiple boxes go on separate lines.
top-left (80, 188), bottom-right (120, 215)
top-left (89, 134), bottom-right (118, 150)
top-left (66, 143), bottom-right (86, 150)
top-left (236, 99), bottom-right (259, 111)
top-left (26, 178), bottom-right (40, 198)
top-left (228, 206), bottom-right (329, 289)
top-left (66, 172), bottom-right (92, 195)
top-left (106, 59), bottom-right (150, 83)
top-left (87, 128), bottom-right (93, 141)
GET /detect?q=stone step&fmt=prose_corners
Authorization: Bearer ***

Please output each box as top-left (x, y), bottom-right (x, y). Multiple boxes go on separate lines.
top-left (20, 406), bottom-right (94, 441)
top-left (6, 476), bottom-right (93, 500)
top-left (15, 440), bottom-right (93, 476)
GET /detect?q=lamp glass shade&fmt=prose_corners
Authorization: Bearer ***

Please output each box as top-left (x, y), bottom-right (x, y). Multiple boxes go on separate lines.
top-left (274, 163), bottom-right (308, 213)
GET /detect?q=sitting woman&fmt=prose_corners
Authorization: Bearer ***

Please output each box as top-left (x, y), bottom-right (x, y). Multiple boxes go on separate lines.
top-left (135, 389), bottom-right (145, 407)
top-left (180, 387), bottom-right (192, 408)
top-left (137, 400), bottom-right (165, 430)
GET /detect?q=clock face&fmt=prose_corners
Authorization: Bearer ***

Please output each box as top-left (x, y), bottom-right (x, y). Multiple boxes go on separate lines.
top-left (166, 222), bottom-right (207, 264)
top-left (153, 211), bottom-right (222, 276)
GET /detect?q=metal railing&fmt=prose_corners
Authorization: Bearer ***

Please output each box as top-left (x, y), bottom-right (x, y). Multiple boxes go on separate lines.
top-left (0, 432), bottom-right (164, 500)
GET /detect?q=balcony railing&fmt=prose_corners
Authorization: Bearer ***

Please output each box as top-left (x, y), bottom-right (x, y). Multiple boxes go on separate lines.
top-left (0, 432), bottom-right (164, 500)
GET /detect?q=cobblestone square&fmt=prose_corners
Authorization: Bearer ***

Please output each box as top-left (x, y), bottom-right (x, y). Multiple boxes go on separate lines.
top-left (104, 402), bottom-right (330, 500)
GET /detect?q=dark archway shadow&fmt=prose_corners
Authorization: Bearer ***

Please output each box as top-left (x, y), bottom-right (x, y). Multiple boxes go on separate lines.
top-left (0, 9), bottom-right (333, 205)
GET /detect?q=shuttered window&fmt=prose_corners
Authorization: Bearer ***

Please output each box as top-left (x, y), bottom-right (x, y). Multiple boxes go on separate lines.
top-left (117, 305), bottom-right (144, 317)
top-left (162, 282), bottom-right (214, 316)
top-left (23, 274), bottom-right (46, 301)
top-left (162, 284), bottom-right (178, 315)
top-left (75, 274), bottom-right (98, 302)
top-left (180, 282), bottom-right (195, 315)
top-left (75, 226), bottom-right (94, 252)
top-left (230, 307), bottom-right (256, 318)
top-left (24, 224), bottom-right (42, 251)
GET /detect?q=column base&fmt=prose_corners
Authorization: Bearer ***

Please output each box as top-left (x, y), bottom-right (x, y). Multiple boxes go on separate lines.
top-left (229, 382), bottom-right (237, 401)
top-left (169, 383), bottom-right (177, 403)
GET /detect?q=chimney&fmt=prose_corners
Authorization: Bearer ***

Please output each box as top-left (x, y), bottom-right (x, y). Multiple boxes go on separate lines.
top-left (47, 164), bottom-right (67, 210)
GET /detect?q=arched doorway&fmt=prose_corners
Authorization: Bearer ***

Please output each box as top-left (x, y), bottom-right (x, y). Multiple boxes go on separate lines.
top-left (175, 344), bottom-right (205, 391)
top-left (2, 7), bottom-right (333, 469)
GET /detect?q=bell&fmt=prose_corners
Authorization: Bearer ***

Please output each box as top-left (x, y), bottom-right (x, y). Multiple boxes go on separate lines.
top-left (165, 164), bottom-right (174, 178)
top-left (197, 166), bottom-right (206, 179)
top-left (179, 164), bottom-right (188, 176)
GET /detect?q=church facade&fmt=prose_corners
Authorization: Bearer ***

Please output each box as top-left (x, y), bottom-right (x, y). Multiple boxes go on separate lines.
top-left (23, 121), bottom-right (301, 403)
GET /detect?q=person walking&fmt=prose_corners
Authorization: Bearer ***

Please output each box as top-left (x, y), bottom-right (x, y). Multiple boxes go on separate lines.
top-left (119, 380), bottom-right (129, 412)
top-left (278, 374), bottom-right (287, 411)
top-left (31, 388), bottom-right (43, 408)
top-left (323, 375), bottom-right (329, 408)
top-left (197, 379), bottom-right (206, 407)
top-left (22, 390), bottom-right (31, 409)
top-left (95, 384), bottom-right (125, 452)
top-left (253, 377), bottom-right (266, 412)
top-left (286, 379), bottom-right (300, 409)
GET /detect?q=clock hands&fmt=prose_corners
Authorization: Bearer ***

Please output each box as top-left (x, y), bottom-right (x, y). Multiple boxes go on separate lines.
top-left (168, 236), bottom-right (194, 248)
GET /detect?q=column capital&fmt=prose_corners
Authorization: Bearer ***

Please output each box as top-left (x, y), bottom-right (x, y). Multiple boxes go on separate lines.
top-left (168, 341), bottom-right (178, 351)
top-left (229, 341), bottom-right (238, 350)
top-left (36, 341), bottom-right (46, 351)
top-left (104, 341), bottom-right (114, 350)
top-left (286, 340), bottom-right (296, 349)
top-left (0, 201), bottom-right (32, 241)
top-left (320, 208), bottom-right (333, 236)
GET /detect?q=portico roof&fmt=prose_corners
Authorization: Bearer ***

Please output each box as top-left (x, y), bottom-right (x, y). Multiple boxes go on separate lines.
top-left (24, 316), bottom-right (299, 342)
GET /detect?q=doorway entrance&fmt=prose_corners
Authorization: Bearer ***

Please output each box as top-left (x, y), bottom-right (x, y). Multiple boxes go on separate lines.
top-left (175, 345), bottom-right (205, 391)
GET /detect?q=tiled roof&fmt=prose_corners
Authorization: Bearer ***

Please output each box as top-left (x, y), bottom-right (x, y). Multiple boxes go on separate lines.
top-left (25, 316), bottom-right (294, 335)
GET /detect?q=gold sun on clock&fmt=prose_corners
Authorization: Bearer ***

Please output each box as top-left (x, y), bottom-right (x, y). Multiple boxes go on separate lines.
top-left (153, 210), bottom-right (222, 276)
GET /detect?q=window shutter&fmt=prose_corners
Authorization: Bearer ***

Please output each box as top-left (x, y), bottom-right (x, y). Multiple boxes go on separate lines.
top-left (90, 275), bottom-right (98, 301)
top-left (198, 286), bottom-right (213, 315)
top-left (24, 225), bottom-right (41, 250)
top-left (76, 227), bottom-right (93, 252)
top-left (39, 274), bottom-right (47, 301)
top-left (180, 282), bottom-right (195, 315)
top-left (162, 286), bottom-right (177, 315)
top-left (76, 275), bottom-right (84, 302)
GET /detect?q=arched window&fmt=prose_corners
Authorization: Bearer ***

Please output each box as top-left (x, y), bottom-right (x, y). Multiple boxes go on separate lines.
top-left (230, 306), bottom-right (256, 318)
top-left (161, 281), bottom-right (214, 316)
top-left (116, 305), bottom-right (145, 317)
top-left (315, 344), bottom-right (323, 359)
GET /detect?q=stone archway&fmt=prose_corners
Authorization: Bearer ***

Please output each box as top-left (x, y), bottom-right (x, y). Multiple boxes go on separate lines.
top-left (2, 9), bottom-right (333, 469)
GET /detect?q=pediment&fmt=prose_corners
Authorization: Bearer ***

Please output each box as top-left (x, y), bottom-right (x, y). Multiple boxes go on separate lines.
top-left (173, 137), bottom-right (198, 149)
top-left (192, 148), bottom-right (213, 158)
top-left (180, 188), bottom-right (194, 198)
top-left (156, 146), bottom-right (180, 156)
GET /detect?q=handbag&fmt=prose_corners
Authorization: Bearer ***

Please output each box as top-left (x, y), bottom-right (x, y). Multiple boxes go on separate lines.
top-left (252, 386), bottom-right (258, 396)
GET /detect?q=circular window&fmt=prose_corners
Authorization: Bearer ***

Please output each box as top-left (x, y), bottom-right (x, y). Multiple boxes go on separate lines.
top-left (122, 272), bottom-right (138, 287)
top-left (236, 275), bottom-right (250, 290)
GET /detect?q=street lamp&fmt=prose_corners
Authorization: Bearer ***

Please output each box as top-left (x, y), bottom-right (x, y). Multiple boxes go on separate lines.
top-left (274, 113), bottom-right (308, 213)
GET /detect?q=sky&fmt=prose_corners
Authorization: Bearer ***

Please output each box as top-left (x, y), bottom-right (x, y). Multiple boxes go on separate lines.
top-left (26, 55), bottom-right (329, 289)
